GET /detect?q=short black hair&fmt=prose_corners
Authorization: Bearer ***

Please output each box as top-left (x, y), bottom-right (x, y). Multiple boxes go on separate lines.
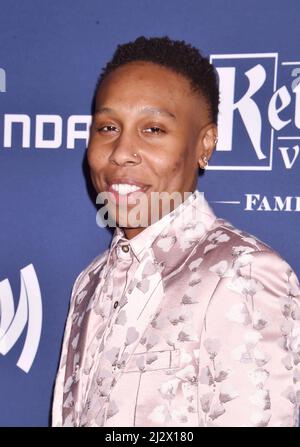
top-left (95, 35), bottom-right (219, 124)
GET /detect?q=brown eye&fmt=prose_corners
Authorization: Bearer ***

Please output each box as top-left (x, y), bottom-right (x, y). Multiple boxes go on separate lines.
top-left (143, 127), bottom-right (165, 134)
top-left (97, 125), bottom-right (119, 133)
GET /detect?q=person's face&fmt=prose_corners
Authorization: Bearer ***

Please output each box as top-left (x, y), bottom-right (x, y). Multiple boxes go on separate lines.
top-left (87, 61), bottom-right (217, 238)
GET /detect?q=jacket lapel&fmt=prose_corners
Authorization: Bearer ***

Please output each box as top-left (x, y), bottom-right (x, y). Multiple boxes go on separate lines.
top-left (152, 191), bottom-right (217, 280)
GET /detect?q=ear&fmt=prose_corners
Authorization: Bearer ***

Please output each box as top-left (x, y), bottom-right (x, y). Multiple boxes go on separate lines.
top-left (196, 123), bottom-right (218, 169)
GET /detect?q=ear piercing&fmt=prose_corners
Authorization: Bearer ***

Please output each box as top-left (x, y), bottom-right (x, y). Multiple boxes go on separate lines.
top-left (200, 155), bottom-right (208, 169)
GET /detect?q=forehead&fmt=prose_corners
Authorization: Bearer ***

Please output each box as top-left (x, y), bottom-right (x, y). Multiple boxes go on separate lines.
top-left (94, 62), bottom-right (210, 127)
top-left (96, 61), bottom-right (197, 105)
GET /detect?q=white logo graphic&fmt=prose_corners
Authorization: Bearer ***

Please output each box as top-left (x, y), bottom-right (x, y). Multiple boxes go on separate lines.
top-left (209, 53), bottom-right (300, 170)
top-left (244, 194), bottom-right (300, 212)
top-left (2, 114), bottom-right (91, 149)
top-left (0, 68), bottom-right (6, 93)
top-left (210, 194), bottom-right (300, 212)
top-left (0, 264), bottom-right (42, 373)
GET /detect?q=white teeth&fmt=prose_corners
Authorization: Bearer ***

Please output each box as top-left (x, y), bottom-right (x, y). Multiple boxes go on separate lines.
top-left (111, 183), bottom-right (142, 195)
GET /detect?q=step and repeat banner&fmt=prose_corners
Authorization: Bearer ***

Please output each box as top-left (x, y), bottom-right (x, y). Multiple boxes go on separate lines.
top-left (0, 0), bottom-right (299, 426)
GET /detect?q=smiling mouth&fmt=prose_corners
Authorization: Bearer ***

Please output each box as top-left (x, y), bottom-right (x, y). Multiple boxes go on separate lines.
top-left (107, 181), bottom-right (151, 203)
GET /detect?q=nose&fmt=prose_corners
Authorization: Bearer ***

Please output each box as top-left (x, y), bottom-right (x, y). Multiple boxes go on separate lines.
top-left (109, 131), bottom-right (141, 167)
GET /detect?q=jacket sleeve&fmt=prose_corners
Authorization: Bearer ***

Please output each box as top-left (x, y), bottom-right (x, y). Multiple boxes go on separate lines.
top-left (51, 251), bottom-right (109, 426)
top-left (51, 268), bottom-right (86, 426)
top-left (197, 250), bottom-right (300, 427)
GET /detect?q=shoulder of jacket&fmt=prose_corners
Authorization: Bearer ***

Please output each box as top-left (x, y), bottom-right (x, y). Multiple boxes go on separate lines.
top-left (203, 217), bottom-right (274, 256)
top-left (202, 218), bottom-right (299, 293)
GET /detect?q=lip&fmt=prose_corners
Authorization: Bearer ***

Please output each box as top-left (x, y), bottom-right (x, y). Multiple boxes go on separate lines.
top-left (106, 177), bottom-right (150, 189)
top-left (105, 177), bottom-right (151, 204)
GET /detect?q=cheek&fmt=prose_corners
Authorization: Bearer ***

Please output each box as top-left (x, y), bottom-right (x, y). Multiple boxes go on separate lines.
top-left (167, 151), bottom-right (187, 175)
top-left (152, 155), bottom-right (185, 180)
top-left (171, 158), bottom-right (184, 173)
top-left (87, 147), bottom-right (106, 172)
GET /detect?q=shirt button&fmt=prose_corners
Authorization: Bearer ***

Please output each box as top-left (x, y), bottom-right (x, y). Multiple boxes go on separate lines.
top-left (114, 301), bottom-right (119, 309)
top-left (121, 245), bottom-right (129, 253)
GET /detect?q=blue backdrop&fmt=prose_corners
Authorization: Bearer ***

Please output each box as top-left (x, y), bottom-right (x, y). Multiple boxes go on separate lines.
top-left (0, 0), bottom-right (299, 427)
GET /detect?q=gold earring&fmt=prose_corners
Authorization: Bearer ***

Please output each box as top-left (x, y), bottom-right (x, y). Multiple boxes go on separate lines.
top-left (200, 155), bottom-right (208, 169)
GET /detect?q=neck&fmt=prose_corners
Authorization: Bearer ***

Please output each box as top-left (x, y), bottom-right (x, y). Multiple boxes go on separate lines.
top-left (123, 226), bottom-right (147, 240)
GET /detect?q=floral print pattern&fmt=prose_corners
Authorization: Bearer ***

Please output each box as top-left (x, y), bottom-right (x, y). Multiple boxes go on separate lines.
top-left (52, 190), bottom-right (300, 427)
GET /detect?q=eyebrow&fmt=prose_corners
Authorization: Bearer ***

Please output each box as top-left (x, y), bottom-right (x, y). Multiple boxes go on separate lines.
top-left (95, 106), bottom-right (176, 120)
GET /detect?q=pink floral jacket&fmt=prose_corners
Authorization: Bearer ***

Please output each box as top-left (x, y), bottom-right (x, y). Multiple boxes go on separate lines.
top-left (52, 191), bottom-right (300, 427)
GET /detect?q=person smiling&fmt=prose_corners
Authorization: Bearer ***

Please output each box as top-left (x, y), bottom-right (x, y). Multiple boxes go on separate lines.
top-left (52, 36), bottom-right (300, 427)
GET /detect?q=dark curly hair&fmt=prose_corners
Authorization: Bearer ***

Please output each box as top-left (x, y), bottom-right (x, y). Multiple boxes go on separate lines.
top-left (95, 35), bottom-right (219, 124)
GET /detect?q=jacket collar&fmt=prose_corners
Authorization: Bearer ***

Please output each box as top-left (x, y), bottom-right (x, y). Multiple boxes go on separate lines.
top-left (109, 190), bottom-right (217, 270)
